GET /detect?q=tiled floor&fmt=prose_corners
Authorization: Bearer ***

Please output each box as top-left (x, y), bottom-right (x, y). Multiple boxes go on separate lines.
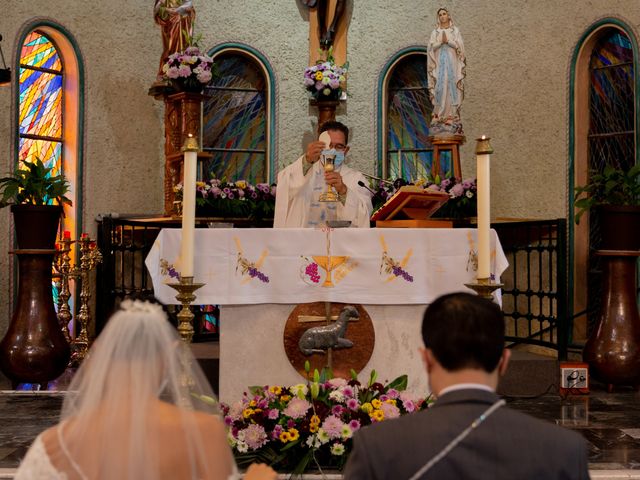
top-left (1, 385), bottom-right (639, 475)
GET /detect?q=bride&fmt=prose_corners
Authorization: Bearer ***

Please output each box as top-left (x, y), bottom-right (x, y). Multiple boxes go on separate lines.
top-left (15, 299), bottom-right (276, 480)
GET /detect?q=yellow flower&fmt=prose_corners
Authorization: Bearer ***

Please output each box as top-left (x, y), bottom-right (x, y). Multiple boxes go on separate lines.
top-left (269, 386), bottom-right (282, 395)
top-left (280, 395), bottom-right (291, 402)
top-left (249, 400), bottom-right (257, 407)
top-left (288, 428), bottom-right (300, 441)
top-left (254, 408), bottom-right (262, 414)
top-left (196, 181), bottom-right (206, 188)
top-left (371, 409), bottom-right (385, 421)
top-left (310, 415), bottom-right (320, 425)
top-left (242, 408), bottom-right (253, 418)
top-left (309, 424), bottom-right (319, 433)
top-left (361, 402), bottom-right (373, 414)
top-left (236, 180), bottom-right (247, 189)
top-left (315, 71), bottom-right (323, 81)
top-left (385, 399), bottom-right (397, 406)
top-left (279, 431), bottom-right (290, 443)
top-left (371, 399), bottom-right (382, 409)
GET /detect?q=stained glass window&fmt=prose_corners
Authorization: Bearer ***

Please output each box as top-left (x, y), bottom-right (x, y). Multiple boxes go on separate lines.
top-left (588, 31), bottom-right (634, 172)
top-left (386, 53), bottom-right (433, 181)
top-left (586, 29), bottom-right (636, 331)
top-left (18, 32), bottom-right (63, 177)
top-left (203, 52), bottom-right (267, 183)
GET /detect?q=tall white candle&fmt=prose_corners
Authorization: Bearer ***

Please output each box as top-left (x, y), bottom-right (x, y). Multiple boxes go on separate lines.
top-left (180, 136), bottom-right (198, 278)
top-left (476, 136), bottom-right (493, 280)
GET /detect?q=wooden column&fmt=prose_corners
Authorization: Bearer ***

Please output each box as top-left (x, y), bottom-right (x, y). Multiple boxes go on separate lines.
top-left (311, 99), bottom-right (339, 131)
top-left (162, 92), bottom-right (205, 216)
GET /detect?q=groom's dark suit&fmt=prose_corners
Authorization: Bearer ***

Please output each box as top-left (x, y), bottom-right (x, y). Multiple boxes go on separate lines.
top-left (344, 388), bottom-right (590, 480)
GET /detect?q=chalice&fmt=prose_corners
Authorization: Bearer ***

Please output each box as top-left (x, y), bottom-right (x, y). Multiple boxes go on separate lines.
top-left (319, 151), bottom-right (339, 203)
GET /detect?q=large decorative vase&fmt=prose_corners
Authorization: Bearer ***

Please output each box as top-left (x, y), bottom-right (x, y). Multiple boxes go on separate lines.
top-left (598, 205), bottom-right (640, 251)
top-left (0, 205), bottom-right (70, 386)
top-left (583, 250), bottom-right (640, 388)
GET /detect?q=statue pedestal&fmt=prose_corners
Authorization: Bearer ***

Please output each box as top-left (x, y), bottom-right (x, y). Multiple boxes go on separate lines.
top-left (428, 134), bottom-right (465, 178)
top-left (310, 99), bottom-right (340, 129)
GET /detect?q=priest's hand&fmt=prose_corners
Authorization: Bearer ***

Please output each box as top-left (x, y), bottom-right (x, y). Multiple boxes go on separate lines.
top-left (305, 141), bottom-right (326, 164)
top-left (325, 171), bottom-right (347, 195)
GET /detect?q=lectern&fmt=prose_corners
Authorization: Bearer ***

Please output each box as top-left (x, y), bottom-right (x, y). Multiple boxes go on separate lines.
top-left (371, 186), bottom-right (452, 228)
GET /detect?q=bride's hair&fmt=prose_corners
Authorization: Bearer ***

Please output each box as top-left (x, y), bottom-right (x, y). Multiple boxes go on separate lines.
top-left (58, 298), bottom-right (222, 479)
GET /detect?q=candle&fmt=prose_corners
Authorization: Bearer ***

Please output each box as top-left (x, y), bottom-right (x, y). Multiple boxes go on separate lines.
top-left (63, 230), bottom-right (71, 239)
top-left (180, 134), bottom-right (199, 278)
top-left (81, 233), bottom-right (88, 240)
top-left (475, 136), bottom-right (493, 280)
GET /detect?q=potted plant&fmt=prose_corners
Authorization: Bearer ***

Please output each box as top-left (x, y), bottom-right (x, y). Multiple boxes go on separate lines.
top-left (0, 157), bottom-right (71, 386)
top-left (574, 164), bottom-right (640, 250)
top-left (0, 157), bottom-right (72, 249)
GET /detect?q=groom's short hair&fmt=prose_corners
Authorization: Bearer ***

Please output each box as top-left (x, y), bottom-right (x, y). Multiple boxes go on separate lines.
top-left (422, 292), bottom-right (505, 373)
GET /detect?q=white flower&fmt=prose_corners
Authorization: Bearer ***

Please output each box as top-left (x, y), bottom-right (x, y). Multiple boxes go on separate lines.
top-left (331, 442), bottom-right (345, 456)
top-left (328, 390), bottom-right (345, 403)
top-left (236, 441), bottom-right (248, 453)
top-left (290, 383), bottom-right (308, 397)
top-left (305, 435), bottom-right (322, 448)
top-left (466, 190), bottom-right (474, 198)
top-left (317, 428), bottom-right (330, 444)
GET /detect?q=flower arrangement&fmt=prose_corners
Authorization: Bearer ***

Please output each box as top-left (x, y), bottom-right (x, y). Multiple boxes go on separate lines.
top-left (221, 366), bottom-right (431, 475)
top-left (370, 176), bottom-right (477, 221)
top-left (173, 179), bottom-right (276, 220)
top-left (303, 48), bottom-right (348, 101)
top-left (162, 45), bottom-right (215, 92)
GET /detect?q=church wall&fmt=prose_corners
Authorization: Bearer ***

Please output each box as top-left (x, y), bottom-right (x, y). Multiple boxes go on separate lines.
top-left (0, 1), bottom-right (638, 339)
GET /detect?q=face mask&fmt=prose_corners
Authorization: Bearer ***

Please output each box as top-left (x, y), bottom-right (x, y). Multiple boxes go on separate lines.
top-left (321, 149), bottom-right (346, 169)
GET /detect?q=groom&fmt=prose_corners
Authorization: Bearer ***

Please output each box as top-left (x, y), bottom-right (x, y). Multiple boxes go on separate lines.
top-left (344, 292), bottom-right (590, 480)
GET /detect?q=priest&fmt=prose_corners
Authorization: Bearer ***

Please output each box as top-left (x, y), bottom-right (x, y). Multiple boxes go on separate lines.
top-left (274, 121), bottom-right (373, 228)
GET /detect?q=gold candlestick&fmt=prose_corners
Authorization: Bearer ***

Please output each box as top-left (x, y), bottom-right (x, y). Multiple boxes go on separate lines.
top-left (55, 238), bottom-right (73, 342)
top-left (166, 276), bottom-right (205, 343)
top-left (464, 277), bottom-right (504, 302)
top-left (71, 236), bottom-right (103, 365)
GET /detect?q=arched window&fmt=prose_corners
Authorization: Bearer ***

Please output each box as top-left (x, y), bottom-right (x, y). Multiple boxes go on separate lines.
top-left (16, 23), bottom-right (84, 240)
top-left (569, 21), bottom-right (638, 340)
top-left (203, 45), bottom-right (275, 183)
top-left (378, 49), bottom-right (432, 181)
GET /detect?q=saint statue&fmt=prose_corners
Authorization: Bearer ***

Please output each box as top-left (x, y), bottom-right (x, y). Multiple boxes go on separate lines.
top-left (427, 8), bottom-right (466, 134)
top-left (154, 0), bottom-right (195, 80)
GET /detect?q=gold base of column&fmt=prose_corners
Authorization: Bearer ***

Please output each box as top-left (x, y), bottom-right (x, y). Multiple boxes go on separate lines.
top-left (464, 277), bottom-right (504, 302)
top-left (166, 276), bottom-right (205, 343)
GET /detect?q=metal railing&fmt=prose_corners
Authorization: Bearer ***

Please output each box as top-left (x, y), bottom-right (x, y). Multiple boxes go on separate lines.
top-left (493, 219), bottom-right (569, 360)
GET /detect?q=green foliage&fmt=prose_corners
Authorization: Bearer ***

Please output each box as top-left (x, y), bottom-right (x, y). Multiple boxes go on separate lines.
top-left (0, 158), bottom-right (71, 208)
top-left (574, 164), bottom-right (640, 224)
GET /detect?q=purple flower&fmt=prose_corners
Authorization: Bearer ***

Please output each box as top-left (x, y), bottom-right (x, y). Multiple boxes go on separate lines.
top-left (450, 184), bottom-right (464, 197)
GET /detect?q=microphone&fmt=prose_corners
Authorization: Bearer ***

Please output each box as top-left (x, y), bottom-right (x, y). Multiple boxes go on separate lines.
top-left (357, 180), bottom-right (377, 196)
top-left (360, 172), bottom-right (394, 185)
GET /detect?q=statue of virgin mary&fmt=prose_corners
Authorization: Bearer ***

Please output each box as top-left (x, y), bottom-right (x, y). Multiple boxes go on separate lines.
top-left (427, 8), bottom-right (466, 135)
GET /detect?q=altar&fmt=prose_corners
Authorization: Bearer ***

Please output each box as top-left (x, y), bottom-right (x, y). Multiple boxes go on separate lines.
top-left (146, 228), bottom-right (508, 402)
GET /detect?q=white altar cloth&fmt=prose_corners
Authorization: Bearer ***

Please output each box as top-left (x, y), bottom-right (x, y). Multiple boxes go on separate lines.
top-left (145, 228), bottom-right (508, 305)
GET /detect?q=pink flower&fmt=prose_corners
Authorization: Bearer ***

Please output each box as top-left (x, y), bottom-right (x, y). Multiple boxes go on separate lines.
top-left (381, 402), bottom-right (400, 420)
top-left (178, 65), bottom-right (191, 77)
top-left (283, 398), bottom-right (311, 419)
top-left (271, 424), bottom-right (283, 440)
top-left (268, 408), bottom-right (279, 420)
top-left (240, 424), bottom-right (268, 450)
top-left (321, 415), bottom-right (344, 439)
top-left (346, 398), bottom-right (359, 411)
top-left (348, 419), bottom-right (361, 431)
